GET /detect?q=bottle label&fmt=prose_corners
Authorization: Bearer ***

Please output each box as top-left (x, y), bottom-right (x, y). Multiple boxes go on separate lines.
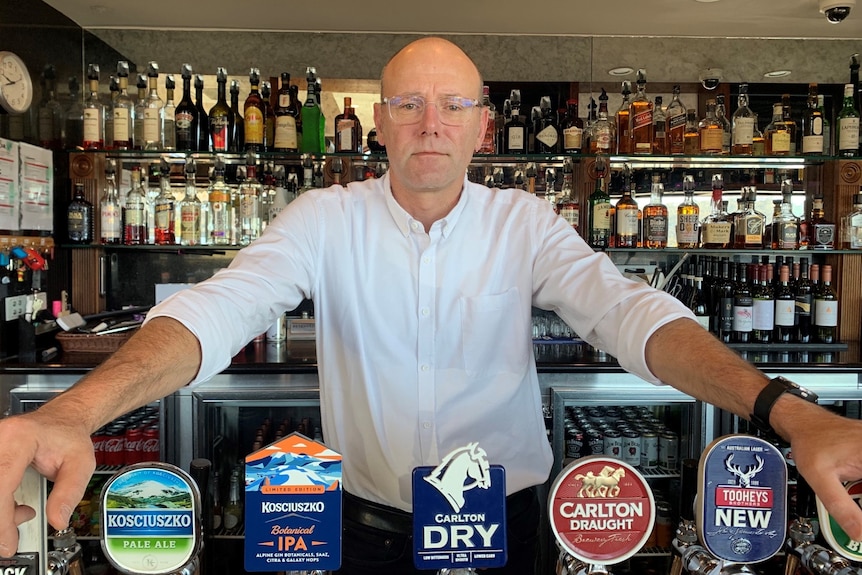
top-left (802, 134), bottom-right (824, 154)
top-left (700, 128), bottom-right (723, 152)
top-left (778, 222), bottom-right (799, 249)
top-left (175, 110), bottom-right (193, 139)
top-left (752, 298), bottom-right (775, 330)
top-left (180, 208), bottom-right (200, 242)
top-left (559, 206), bottom-right (579, 228)
top-left (143, 108), bottom-right (160, 143)
top-left (813, 223), bottom-right (835, 248)
top-left (536, 125), bottom-right (559, 149)
top-left (839, 117), bottom-right (860, 151)
top-left (815, 298), bottom-right (838, 327)
top-left (795, 294), bottom-right (812, 318)
top-left (701, 222), bottom-right (732, 245)
top-left (616, 208), bottom-right (639, 236)
top-left (668, 112), bottom-right (686, 132)
top-left (563, 126), bottom-right (583, 151)
top-left (592, 127), bottom-right (612, 151)
top-left (645, 215), bottom-right (668, 242)
top-left (112, 108), bottom-right (130, 141)
top-left (245, 107), bottom-right (264, 144)
top-left (677, 214), bottom-right (699, 244)
top-left (720, 297), bottom-right (734, 333)
top-left (274, 116), bottom-right (298, 150)
top-left (743, 216), bottom-right (764, 245)
top-left (732, 118), bottom-right (754, 146)
top-left (101, 206), bottom-right (121, 240)
top-left (772, 131), bottom-right (791, 153)
top-left (210, 201), bottom-right (231, 241)
top-left (479, 114), bottom-right (496, 153)
top-left (278, 94), bottom-right (290, 108)
top-left (732, 298), bottom-right (754, 332)
top-left (632, 109), bottom-right (652, 131)
top-left (125, 207), bottom-right (144, 226)
top-left (67, 210), bottom-right (85, 233)
top-left (507, 126), bottom-right (525, 151)
top-left (335, 118), bottom-right (356, 152)
top-left (155, 203), bottom-right (173, 231)
top-left (83, 109), bottom-right (102, 142)
top-left (210, 116), bottom-right (228, 151)
top-left (775, 298), bottom-right (795, 327)
top-left (592, 202), bottom-right (611, 231)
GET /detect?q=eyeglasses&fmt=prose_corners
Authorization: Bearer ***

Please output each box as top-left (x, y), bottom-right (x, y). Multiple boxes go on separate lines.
top-left (382, 94), bottom-right (481, 126)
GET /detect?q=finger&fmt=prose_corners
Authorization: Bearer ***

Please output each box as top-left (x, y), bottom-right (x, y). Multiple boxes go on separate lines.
top-left (809, 475), bottom-right (862, 541)
top-left (0, 427), bottom-right (37, 558)
top-left (14, 504), bottom-right (37, 527)
top-left (44, 451), bottom-right (95, 532)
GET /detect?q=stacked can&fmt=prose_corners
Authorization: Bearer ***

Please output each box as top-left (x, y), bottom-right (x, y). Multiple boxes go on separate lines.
top-left (91, 406), bottom-right (160, 466)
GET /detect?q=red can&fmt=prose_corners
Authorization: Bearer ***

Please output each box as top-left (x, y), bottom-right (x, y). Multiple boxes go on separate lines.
top-left (103, 426), bottom-right (126, 466)
top-left (125, 427), bottom-right (144, 465)
top-left (142, 426), bottom-right (160, 462)
top-left (91, 428), bottom-right (108, 466)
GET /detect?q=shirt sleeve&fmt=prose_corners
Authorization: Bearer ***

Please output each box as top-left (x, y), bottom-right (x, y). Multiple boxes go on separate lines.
top-left (530, 199), bottom-right (696, 384)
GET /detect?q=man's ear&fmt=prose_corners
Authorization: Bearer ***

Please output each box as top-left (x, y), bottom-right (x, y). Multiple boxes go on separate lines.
top-left (373, 102), bottom-right (386, 146)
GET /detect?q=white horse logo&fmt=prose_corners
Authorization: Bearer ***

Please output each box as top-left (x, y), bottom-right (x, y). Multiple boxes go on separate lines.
top-left (424, 442), bottom-right (492, 512)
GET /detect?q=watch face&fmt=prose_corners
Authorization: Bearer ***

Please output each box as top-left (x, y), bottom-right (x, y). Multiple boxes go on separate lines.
top-left (0, 51), bottom-right (34, 114)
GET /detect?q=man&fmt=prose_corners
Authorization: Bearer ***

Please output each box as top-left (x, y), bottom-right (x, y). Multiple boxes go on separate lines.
top-left (1, 37), bottom-right (862, 575)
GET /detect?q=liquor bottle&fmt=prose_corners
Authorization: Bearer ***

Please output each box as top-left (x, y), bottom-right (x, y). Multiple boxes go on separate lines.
top-left (733, 187), bottom-right (765, 249)
top-left (700, 174), bottom-right (732, 249)
top-left (775, 180), bottom-right (800, 250)
top-left (643, 173), bottom-right (668, 249)
top-left (223, 471), bottom-right (243, 534)
top-left (103, 75), bottom-right (117, 149)
top-left (261, 81), bottom-right (275, 151)
top-left (698, 99), bottom-right (723, 155)
top-left (731, 83), bottom-right (756, 156)
top-left (629, 70), bottom-right (653, 155)
top-left (715, 94), bottom-right (731, 154)
top-left (752, 265), bottom-right (774, 344)
top-left (133, 73), bottom-right (147, 149)
top-left (334, 96), bottom-right (362, 153)
top-left (99, 161), bottom-right (121, 245)
top-left (229, 80), bottom-right (245, 153)
top-left (478, 85), bottom-right (497, 154)
top-left (141, 62), bottom-right (163, 150)
top-left (273, 72), bottom-right (299, 152)
top-left (666, 85), bottom-right (686, 155)
top-left (765, 199), bottom-right (781, 249)
top-left (616, 81), bottom-right (632, 154)
top-left (289, 83), bottom-right (303, 142)
top-left (82, 64), bottom-right (104, 150)
top-left (269, 164), bottom-right (290, 222)
top-left (715, 259), bottom-right (735, 343)
top-left (732, 263), bottom-right (754, 343)
top-left (124, 166), bottom-right (148, 245)
top-left (208, 156), bottom-right (232, 245)
top-left (651, 96), bottom-right (667, 155)
top-left (555, 159), bottom-right (578, 230)
top-left (837, 83), bottom-right (860, 157)
top-left (676, 175), bottom-right (700, 249)
top-left (774, 265), bottom-right (796, 344)
top-left (178, 159), bottom-right (201, 246)
top-left (153, 158), bottom-right (175, 245)
top-left (242, 68), bottom-right (265, 153)
top-left (818, 94), bottom-right (831, 156)
top-left (795, 258), bottom-right (813, 343)
top-left (752, 115), bottom-right (766, 156)
top-left (67, 183), bottom-right (93, 244)
top-left (683, 109), bottom-right (700, 155)
top-left (194, 74), bottom-right (209, 152)
top-left (38, 65), bottom-right (63, 150)
top-left (845, 192), bottom-right (862, 248)
top-left (535, 96), bottom-right (560, 153)
top-left (64, 76), bottom-right (83, 150)
top-left (562, 98), bottom-right (584, 154)
top-left (300, 68), bottom-right (325, 154)
top-left (764, 103), bottom-right (791, 156)
top-left (175, 64), bottom-right (198, 152)
top-left (781, 93), bottom-right (798, 155)
top-left (162, 75), bottom-right (176, 151)
top-left (208, 67), bottom-right (232, 153)
top-left (808, 196), bottom-right (835, 249)
top-left (112, 61), bottom-right (133, 150)
top-left (239, 154), bottom-right (262, 245)
top-left (504, 89), bottom-right (527, 154)
top-left (583, 98), bottom-right (597, 153)
top-left (588, 89), bottom-right (614, 154)
top-left (814, 264), bottom-right (839, 344)
top-left (614, 169), bottom-right (639, 248)
top-left (801, 83), bottom-right (824, 155)
top-left (588, 168), bottom-right (612, 249)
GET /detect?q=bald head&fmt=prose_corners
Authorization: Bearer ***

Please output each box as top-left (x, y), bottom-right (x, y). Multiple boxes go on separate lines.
top-left (380, 37), bottom-right (484, 101)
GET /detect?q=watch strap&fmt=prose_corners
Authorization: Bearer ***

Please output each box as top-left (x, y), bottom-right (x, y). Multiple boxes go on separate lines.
top-left (750, 376), bottom-right (817, 434)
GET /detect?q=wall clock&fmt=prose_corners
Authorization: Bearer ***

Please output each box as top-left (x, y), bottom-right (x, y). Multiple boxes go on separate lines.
top-left (0, 51), bottom-right (34, 114)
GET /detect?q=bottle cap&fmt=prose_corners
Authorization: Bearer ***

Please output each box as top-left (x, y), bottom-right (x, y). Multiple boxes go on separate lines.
top-left (116, 61), bottom-right (129, 78)
top-left (216, 67), bottom-right (227, 82)
top-left (147, 61), bottom-right (159, 77)
top-left (249, 68), bottom-right (260, 83)
top-left (87, 63), bottom-right (100, 81)
top-left (136, 74), bottom-right (146, 89)
top-left (181, 63), bottom-right (193, 79)
top-left (165, 74), bottom-right (175, 90)
top-left (194, 74), bottom-right (204, 89)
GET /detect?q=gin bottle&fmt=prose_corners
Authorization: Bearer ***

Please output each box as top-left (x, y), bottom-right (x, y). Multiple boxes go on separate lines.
top-left (179, 159), bottom-right (202, 246)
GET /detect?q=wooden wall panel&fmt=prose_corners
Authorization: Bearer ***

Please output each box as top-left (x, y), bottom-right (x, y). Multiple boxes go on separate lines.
top-left (67, 153), bottom-right (105, 315)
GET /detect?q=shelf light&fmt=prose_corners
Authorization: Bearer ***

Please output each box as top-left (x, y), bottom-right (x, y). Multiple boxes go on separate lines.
top-left (764, 70), bottom-right (792, 78)
top-left (608, 67), bottom-right (634, 76)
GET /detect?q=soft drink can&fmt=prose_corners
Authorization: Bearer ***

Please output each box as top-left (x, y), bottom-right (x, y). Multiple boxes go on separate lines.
top-left (103, 425), bottom-right (126, 466)
top-left (91, 427), bottom-right (108, 466)
top-left (142, 426), bottom-right (160, 461)
top-left (125, 426), bottom-right (144, 465)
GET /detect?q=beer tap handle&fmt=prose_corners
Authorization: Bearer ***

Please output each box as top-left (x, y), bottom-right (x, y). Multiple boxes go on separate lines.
top-left (189, 458), bottom-right (211, 575)
top-left (800, 544), bottom-right (862, 575)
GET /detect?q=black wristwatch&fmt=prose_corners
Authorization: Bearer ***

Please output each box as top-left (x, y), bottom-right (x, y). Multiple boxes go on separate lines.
top-left (749, 376), bottom-right (818, 434)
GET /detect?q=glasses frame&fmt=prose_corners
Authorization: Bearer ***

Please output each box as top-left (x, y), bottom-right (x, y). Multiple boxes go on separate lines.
top-left (382, 94), bottom-right (482, 126)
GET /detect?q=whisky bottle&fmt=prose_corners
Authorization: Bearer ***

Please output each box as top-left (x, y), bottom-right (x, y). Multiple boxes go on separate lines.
top-left (652, 96), bottom-right (667, 155)
top-left (504, 89), bottom-right (527, 154)
top-left (698, 99), bottom-right (723, 155)
top-left (535, 96), bottom-right (560, 153)
top-left (100, 161), bottom-right (121, 245)
top-left (273, 72), bottom-right (299, 152)
top-left (614, 170), bottom-right (639, 248)
top-left (555, 159), bottom-right (578, 230)
top-left (700, 174), bottom-right (732, 249)
top-left (752, 265), bottom-right (774, 344)
top-left (837, 83), bottom-right (859, 157)
top-left (562, 98), bottom-right (584, 154)
top-left (124, 166), bottom-right (148, 245)
top-left (801, 83), bottom-right (824, 155)
top-left (112, 61), bottom-right (133, 150)
top-left (175, 64), bottom-right (198, 152)
top-left (775, 180), bottom-right (800, 250)
top-left (676, 175), bottom-right (700, 248)
top-left (683, 109), bottom-right (700, 155)
top-left (643, 174), bottom-right (668, 249)
top-left (774, 265), bottom-right (795, 344)
top-left (142, 62), bottom-right (163, 150)
top-left (629, 70), bottom-right (654, 154)
top-left (334, 96), bottom-right (363, 153)
top-left (153, 158), bottom-right (175, 245)
top-left (795, 259), bottom-right (813, 343)
top-left (731, 83), bottom-right (755, 156)
top-left (229, 80), bottom-right (244, 153)
top-left (178, 159), bottom-right (202, 246)
top-left (845, 192), bottom-right (862, 248)
top-left (764, 103), bottom-right (791, 156)
top-left (809, 196), bottom-right (835, 249)
top-left (764, 199), bottom-right (781, 249)
top-left (244, 68), bottom-right (265, 153)
top-left (616, 81), bottom-right (632, 154)
top-left (733, 187), bottom-right (765, 249)
top-left (239, 154), bottom-right (262, 245)
top-left (752, 115), bottom-right (766, 156)
top-left (818, 94), bottom-right (831, 155)
top-left (814, 265), bottom-right (839, 344)
top-left (666, 85), bottom-right (686, 155)
top-left (207, 68), bottom-right (232, 153)
top-left (478, 85), bottom-right (496, 154)
top-left (588, 170), bottom-right (612, 249)
top-left (300, 68), bottom-right (324, 154)
top-left (209, 157), bottom-right (232, 246)
top-left (104, 75), bottom-right (117, 149)
top-left (732, 263), bottom-right (754, 343)
top-left (163, 75), bottom-right (176, 151)
top-left (781, 93), bottom-right (798, 155)
top-left (133, 73), bottom-right (147, 149)
top-left (715, 94), bottom-right (731, 154)
top-left (67, 183), bottom-right (94, 244)
top-left (82, 64), bottom-right (104, 150)
top-left (588, 88), bottom-right (614, 154)
top-left (260, 81), bottom-right (275, 152)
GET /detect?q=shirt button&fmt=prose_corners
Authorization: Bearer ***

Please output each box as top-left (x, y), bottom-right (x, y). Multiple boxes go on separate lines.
top-left (421, 308), bottom-right (430, 317)
top-left (411, 221), bottom-right (420, 231)
top-left (423, 422), bottom-right (432, 429)
top-left (422, 256), bottom-right (430, 264)
top-left (421, 364), bottom-right (430, 372)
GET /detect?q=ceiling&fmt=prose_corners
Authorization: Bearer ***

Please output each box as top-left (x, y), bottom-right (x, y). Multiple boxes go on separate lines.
top-left (37, 0), bottom-right (862, 39)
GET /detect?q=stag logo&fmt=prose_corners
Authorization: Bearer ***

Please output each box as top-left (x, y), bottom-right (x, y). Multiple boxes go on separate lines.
top-left (424, 442), bottom-right (492, 513)
top-left (725, 454), bottom-right (764, 488)
top-left (573, 465), bottom-right (626, 498)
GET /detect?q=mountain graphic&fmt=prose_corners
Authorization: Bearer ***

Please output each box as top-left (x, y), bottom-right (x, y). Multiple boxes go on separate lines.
top-left (106, 479), bottom-right (192, 509)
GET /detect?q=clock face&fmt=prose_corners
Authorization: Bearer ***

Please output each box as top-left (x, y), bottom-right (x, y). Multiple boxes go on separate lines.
top-left (0, 51), bottom-right (34, 114)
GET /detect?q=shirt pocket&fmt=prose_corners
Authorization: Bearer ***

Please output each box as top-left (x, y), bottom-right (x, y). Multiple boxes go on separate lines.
top-left (460, 288), bottom-right (528, 378)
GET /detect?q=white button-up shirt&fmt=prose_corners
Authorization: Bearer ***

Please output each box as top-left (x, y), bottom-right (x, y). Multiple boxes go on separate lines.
top-left (148, 172), bottom-right (694, 511)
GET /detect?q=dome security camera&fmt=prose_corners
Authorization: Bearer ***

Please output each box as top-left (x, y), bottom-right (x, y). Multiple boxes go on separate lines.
top-left (820, 0), bottom-right (855, 23)
top-left (699, 68), bottom-right (723, 90)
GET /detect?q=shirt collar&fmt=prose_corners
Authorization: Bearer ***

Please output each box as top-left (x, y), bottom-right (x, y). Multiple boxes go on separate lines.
top-left (383, 172), bottom-right (470, 239)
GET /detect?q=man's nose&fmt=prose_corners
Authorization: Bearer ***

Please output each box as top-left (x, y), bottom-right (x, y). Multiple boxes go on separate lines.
top-left (418, 102), bottom-right (441, 132)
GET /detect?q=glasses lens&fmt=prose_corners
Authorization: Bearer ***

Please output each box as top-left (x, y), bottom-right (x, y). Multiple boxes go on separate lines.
top-left (387, 96), bottom-right (476, 126)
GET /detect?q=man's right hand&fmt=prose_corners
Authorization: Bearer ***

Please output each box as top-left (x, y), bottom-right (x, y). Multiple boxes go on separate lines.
top-left (0, 410), bottom-right (96, 557)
